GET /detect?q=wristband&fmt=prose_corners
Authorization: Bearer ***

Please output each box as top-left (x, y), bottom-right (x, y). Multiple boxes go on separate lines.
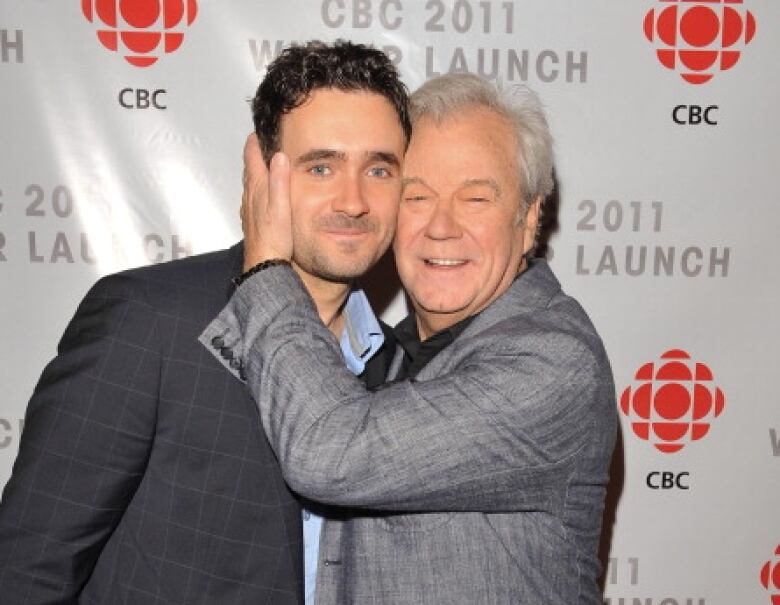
top-left (232, 258), bottom-right (291, 287)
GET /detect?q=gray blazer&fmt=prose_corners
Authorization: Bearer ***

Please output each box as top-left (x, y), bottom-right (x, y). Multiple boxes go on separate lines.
top-left (202, 259), bottom-right (617, 604)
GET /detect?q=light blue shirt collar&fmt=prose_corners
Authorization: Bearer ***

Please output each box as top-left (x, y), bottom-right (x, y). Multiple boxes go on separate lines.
top-left (339, 288), bottom-right (385, 375)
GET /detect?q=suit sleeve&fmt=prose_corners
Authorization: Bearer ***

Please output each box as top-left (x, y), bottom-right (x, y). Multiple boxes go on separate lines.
top-left (0, 274), bottom-right (160, 603)
top-left (200, 266), bottom-right (615, 513)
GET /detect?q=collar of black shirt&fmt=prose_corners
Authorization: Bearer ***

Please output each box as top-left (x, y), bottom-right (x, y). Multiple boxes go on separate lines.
top-left (393, 258), bottom-right (537, 379)
top-left (393, 312), bottom-right (475, 380)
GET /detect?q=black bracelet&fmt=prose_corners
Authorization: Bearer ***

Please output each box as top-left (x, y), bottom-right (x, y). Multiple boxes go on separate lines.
top-left (232, 258), bottom-right (291, 287)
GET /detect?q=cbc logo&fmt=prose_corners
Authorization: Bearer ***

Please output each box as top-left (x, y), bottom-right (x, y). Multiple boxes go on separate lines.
top-left (82, 0), bottom-right (198, 67)
top-left (643, 0), bottom-right (756, 84)
top-left (646, 471), bottom-right (689, 490)
top-left (620, 349), bottom-right (725, 453)
top-left (119, 88), bottom-right (166, 109)
top-left (760, 544), bottom-right (780, 605)
top-left (672, 104), bottom-right (717, 125)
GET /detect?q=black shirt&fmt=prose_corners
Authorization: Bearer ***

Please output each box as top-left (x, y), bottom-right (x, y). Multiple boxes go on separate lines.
top-left (394, 313), bottom-right (475, 380)
top-left (393, 263), bottom-right (537, 380)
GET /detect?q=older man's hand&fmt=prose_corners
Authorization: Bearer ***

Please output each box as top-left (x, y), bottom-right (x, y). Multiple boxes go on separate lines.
top-left (240, 133), bottom-right (293, 272)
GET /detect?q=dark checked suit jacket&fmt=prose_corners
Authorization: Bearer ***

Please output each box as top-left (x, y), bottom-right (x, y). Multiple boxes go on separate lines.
top-left (0, 242), bottom-right (391, 604)
top-left (202, 259), bottom-right (617, 604)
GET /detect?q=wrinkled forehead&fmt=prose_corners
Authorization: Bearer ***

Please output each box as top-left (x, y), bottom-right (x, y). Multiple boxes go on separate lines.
top-left (404, 108), bottom-right (521, 193)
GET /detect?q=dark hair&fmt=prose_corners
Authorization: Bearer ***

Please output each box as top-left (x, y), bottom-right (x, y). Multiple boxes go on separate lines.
top-left (252, 40), bottom-right (411, 161)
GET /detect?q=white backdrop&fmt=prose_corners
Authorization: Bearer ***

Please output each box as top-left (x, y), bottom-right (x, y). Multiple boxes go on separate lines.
top-left (1, 2), bottom-right (779, 603)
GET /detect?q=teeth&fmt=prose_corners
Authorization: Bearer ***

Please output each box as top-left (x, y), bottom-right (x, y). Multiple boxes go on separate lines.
top-left (425, 259), bottom-right (466, 266)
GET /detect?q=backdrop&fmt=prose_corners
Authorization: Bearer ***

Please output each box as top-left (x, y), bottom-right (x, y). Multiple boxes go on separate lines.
top-left (1, 2), bottom-right (779, 603)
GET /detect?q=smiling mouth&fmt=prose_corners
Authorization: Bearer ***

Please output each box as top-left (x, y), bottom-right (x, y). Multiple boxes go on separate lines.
top-left (424, 258), bottom-right (467, 267)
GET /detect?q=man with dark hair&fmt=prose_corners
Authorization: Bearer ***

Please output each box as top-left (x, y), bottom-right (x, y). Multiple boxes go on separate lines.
top-left (253, 40), bottom-right (410, 161)
top-left (0, 40), bottom-right (408, 604)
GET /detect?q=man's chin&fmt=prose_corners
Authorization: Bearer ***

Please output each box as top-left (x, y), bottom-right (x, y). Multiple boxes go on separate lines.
top-left (413, 295), bottom-right (472, 317)
top-left (311, 270), bottom-right (357, 285)
top-left (299, 256), bottom-right (377, 284)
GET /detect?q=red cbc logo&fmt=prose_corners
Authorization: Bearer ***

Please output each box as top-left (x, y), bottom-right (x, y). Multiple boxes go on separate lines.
top-left (82, 0), bottom-right (198, 67)
top-left (761, 545), bottom-right (780, 605)
top-left (620, 349), bottom-right (725, 453)
top-left (643, 0), bottom-right (756, 84)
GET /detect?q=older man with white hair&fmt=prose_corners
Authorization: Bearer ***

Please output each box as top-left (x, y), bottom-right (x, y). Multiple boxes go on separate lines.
top-left (203, 74), bottom-right (617, 604)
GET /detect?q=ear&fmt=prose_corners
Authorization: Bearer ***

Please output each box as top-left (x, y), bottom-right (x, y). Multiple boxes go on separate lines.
top-left (520, 196), bottom-right (542, 256)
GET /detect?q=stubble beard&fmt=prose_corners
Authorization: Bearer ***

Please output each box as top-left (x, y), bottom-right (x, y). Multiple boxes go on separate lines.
top-left (293, 234), bottom-right (380, 284)
top-left (293, 215), bottom-right (385, 284)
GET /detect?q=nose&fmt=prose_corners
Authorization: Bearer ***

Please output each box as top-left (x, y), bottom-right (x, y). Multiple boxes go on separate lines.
top-left (332, 172), bottom-right (369, 217)
top-left (425, 198), bottom-right (462, 240)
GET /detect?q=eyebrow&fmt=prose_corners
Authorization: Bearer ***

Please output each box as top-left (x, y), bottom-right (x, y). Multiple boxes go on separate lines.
top-left (461, 178), bottom-right (502, 196)
top-left (368, 151), bottom-right (401, 168)
top-left (401, 176), bottom-right (428, 190)
top-left (295, 149), bottom-right (346, 165)
top-left (401, 176), bottom-right (502, 196)
top-left (295, 149), bottom-right (401, 167)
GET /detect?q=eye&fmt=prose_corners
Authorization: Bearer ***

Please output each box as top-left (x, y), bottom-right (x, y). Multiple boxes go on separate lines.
top-left (308, 164), bottom-right (331, 176)
top-left (368, 166), bottom-right (393, 178)
top-left (404, 194), bottom-right (429, 202)
top-left (457, 188), bottom-right (495, 204)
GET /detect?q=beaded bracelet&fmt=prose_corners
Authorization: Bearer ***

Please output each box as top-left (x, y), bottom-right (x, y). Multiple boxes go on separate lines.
top-left (232, 258), bottom-right (291, 287)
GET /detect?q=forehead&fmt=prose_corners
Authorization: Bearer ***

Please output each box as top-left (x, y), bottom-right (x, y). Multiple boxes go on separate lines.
top-left (279, 88), bottom-right (405, 152)
top-left (405, 106), bottom-right (518, 188)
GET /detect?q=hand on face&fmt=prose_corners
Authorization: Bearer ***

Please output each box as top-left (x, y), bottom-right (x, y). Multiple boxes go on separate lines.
top-left (240, 133), bottom-right (293, 271)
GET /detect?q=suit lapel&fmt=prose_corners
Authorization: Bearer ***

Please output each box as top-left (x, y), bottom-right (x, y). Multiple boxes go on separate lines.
top-left (360, 321), bottom-right (396, 389)
top-left (223, 242), bottom-right (244, 301)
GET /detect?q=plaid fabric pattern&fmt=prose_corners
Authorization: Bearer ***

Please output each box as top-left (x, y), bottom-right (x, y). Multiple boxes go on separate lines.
top-left (0, 244), bottom-right (304, 604)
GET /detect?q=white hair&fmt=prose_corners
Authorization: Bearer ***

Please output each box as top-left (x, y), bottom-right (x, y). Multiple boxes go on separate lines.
top-left (409, 74), bottom-right (554, 212)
